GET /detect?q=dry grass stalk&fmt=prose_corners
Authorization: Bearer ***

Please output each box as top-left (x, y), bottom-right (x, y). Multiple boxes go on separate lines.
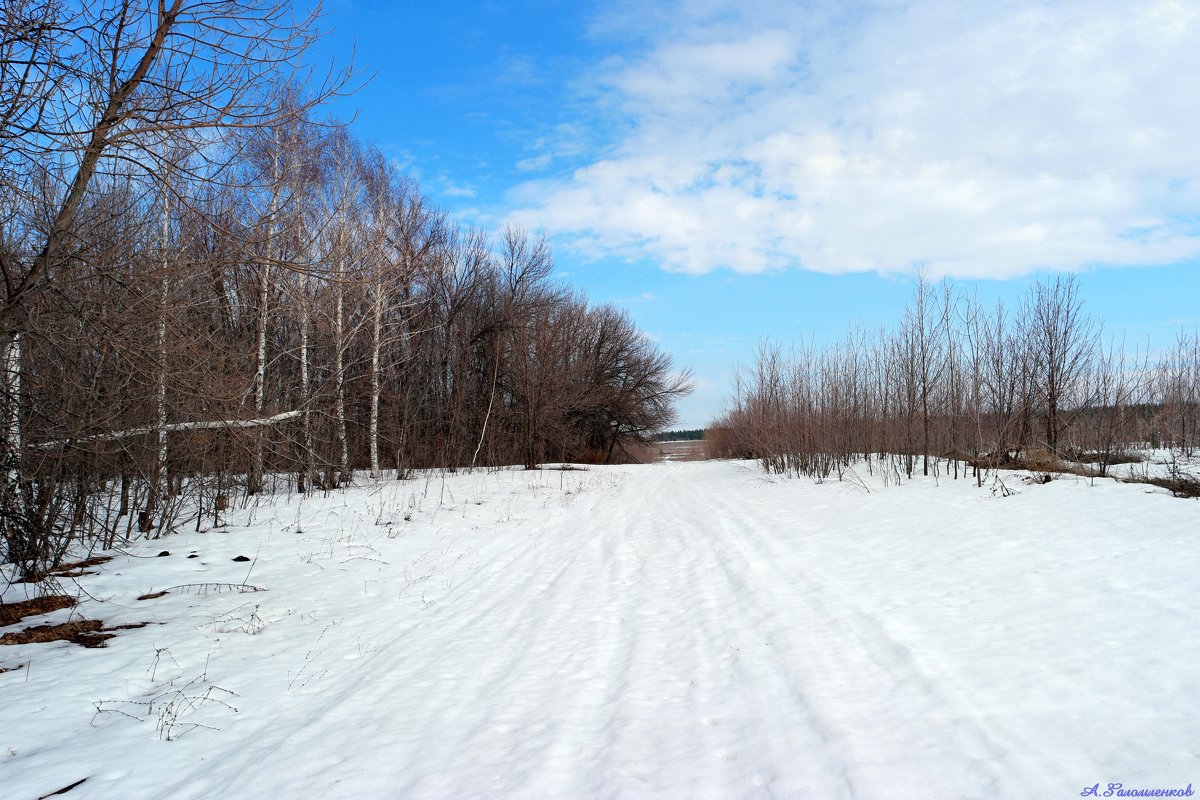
top-left (0, 595), bottom-right (77, 626)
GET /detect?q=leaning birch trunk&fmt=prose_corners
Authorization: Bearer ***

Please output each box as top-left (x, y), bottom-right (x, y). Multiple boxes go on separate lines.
top-left (471, 341), bottom-right (500, 469)
top-left (27, 411), bottom-right (303, 449)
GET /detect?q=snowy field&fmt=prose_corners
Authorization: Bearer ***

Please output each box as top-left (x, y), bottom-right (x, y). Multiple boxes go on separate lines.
top-left (2, 460), bottom-right (1198, 800)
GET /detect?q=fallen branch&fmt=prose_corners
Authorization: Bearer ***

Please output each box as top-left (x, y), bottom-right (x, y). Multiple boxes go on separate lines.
top-left (26, 411), bottom-right (301, 450)
top-left (163, 583), bottom-right (265, 595)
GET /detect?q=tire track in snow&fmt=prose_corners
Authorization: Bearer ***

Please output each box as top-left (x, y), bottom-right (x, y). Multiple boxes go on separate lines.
top-left (576, 463), bottom-right (858, 798)
top-left (691, 475), bottom-right (1033, 799)
top-left (372, 468), bottom-right (678, 797)
top-left (160, 473), bottom-right (632, 800)
top-left (377, 476), bottom-right (635, 797)
top-left (591, 471), bottom-right (714, 796)
top-left (156, 463), bottom-right (1050, 800)
top-left (663, 467), bottom-right (860, 799)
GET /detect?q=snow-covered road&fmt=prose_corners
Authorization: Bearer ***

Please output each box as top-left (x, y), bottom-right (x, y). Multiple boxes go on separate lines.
top-left (3, 461), bottom-right (1198, 799)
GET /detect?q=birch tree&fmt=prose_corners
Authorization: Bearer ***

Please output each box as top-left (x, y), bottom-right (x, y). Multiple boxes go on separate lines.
top-left (0, 0), bottom-right (348, 568)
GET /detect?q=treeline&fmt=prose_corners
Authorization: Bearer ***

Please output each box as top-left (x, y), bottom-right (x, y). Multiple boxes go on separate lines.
top-left (709, 276), bottom-right (1200, 484)
top-left (0, 2), bottom-right (689, 576)
top-left (653, 429), bottom-right (705, 442)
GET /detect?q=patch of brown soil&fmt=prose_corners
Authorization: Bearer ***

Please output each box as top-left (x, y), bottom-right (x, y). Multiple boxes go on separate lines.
top-left (1064, 449), bottom-right (1145, 466)
top-left (1126, 475), bottom-right (1200, 499)
top-left (137, 590), bottom-right (169, 601)
top-left (0, 595), bottom-right (78, 626)
top-left (968, 449), bottom-right (1102, 478)
top-left (0, 620), bottom-right (111, 648)
top-left (54, 556), bottom-right (112, 572)
top-left (16, 556), bottom-right (114, 584)
top-left (0, 620), bottom-right (148, 649)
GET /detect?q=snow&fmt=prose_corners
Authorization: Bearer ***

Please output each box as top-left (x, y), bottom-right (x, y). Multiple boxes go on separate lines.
top-left (2, 461), bottom-right (1198, 799)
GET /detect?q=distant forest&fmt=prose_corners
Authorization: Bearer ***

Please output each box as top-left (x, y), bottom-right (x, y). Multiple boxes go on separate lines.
top-left (654, 429), bottom-right (705, 441)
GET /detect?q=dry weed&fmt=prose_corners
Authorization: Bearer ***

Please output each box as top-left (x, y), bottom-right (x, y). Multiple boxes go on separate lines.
top-left (0, 595), bottom-right (78, 627)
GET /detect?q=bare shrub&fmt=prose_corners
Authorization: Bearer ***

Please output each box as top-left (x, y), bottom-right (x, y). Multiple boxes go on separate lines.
top-left (715, 276), bottom-right (1197, 495)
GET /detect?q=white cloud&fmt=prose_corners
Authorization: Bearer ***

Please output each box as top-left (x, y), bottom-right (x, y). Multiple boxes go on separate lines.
top-left (512, 123), bottom-right (597, 173)
top-left (516, 154), bottom-right (553, 172)
top-left (508, 0), bottom-right (1200, 279)
top-left (442, 184), bottom-right (477, 198)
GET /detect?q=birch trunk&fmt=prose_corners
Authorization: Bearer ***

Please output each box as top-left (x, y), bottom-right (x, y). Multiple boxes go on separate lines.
top-left (333, 156), bottom-right (351, 483)
top-left (395, 278), bottom-right (413, 471)
top-left (290, 146), bottom-right (316, 491)
top-left (335, 267), bottom-right (348, 482)
top-left (2, 333), bottom-right (23, 564)
top-left (251, 261), bottom-right (269, 493)
top-left (28, 411), bottom-right (302, 448)
top-left (299, 305), bottom-right (314, 487)
top-left (368, 159), bottom-right (389, 478)
top-left (3, 333), bottom-right (20, 491)
top-left (155, 178), bottom-right (170, 508)
top-left (369, 276), bottom-right (382, 477)
top-left (251, 144), bottom-right (281, 493)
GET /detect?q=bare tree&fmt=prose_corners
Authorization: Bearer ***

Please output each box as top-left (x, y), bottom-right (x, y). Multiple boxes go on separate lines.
top-left (1, 0), bottom-right (348, 571)
top-left (1088, 335), bottom-right (1148, 475)
top-left (0, 0), bottom-right (349, 351)
top-left (1156, 330), bottom-right (1200, 456)
top-left (0, 5), bottom-right (704, 572)
top-left (904, 274), bottom-right (948, 475)
top-left (711, 270), bottom-right (1200, 497)
top-left (1024, 275), bottom-right (1097, 453)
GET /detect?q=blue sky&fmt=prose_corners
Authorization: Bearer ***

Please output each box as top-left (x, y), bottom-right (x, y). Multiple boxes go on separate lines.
top-left (307, 0), bottom-right (1200, 429)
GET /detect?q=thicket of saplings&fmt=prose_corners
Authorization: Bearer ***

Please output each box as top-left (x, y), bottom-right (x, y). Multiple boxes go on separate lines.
top-left (707, 276), bottom-right (1200, 494)
top-left (0, 4), bottom-right (690, 579)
